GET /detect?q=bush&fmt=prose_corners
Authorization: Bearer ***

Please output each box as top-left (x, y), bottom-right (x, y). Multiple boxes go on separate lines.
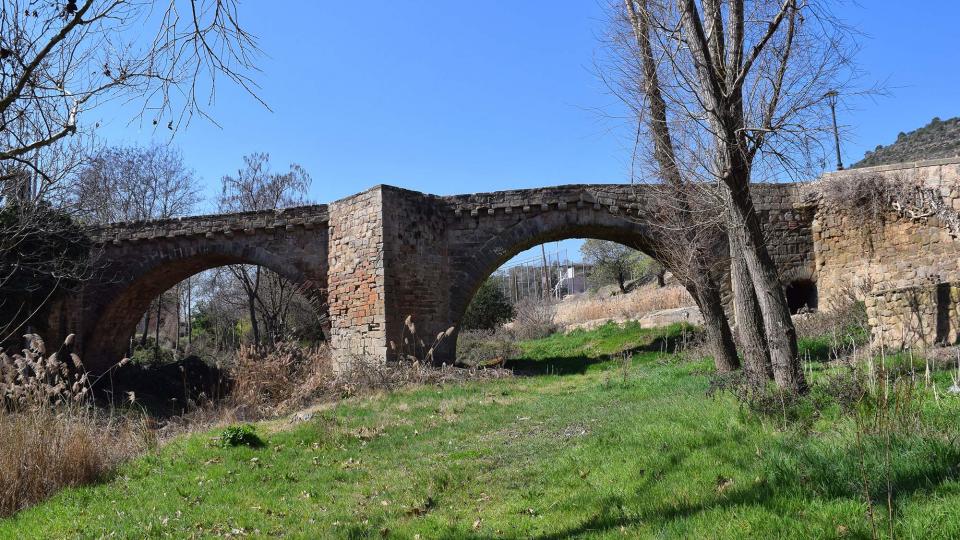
top-left (462, 278), bottom-right (514, 330)
top-left (217, 425), bottom-right (262, 448)
top-left (455, 329), bottom-right (519, 367)
top-left (509, 300), bottom-right (557, 340)
top-left (129, 339), bottom-right (177, 366)
top-left (794, 280), bottom-right (870, 362)
top-left (228, 342), bottom-right (332, 415)
top-left (0, 407), bottom-right (145, 517)
top-left (0, 334), bottom-right (144, 517)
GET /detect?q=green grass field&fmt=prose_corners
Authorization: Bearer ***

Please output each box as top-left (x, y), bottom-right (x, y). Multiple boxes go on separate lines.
top-left (4, 322), bottom-right (960, 539)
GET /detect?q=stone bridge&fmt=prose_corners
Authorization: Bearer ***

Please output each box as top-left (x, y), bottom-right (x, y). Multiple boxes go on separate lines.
top-left (48, 182), bottom-right (812, 372)
top-left (46, 157), bottom-right (960, 372)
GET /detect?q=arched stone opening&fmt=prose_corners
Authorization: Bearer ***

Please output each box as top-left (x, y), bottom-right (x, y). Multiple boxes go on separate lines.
top-left (785, 279), bottom-right (818, 314)
top-left (82, 246), bottom-right (323, 373)
top-left (444, 217), bottom-right (665, 363)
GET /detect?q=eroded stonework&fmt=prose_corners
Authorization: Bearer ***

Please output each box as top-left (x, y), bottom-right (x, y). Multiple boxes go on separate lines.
top-left (812, 158), bottom-right (960, 348)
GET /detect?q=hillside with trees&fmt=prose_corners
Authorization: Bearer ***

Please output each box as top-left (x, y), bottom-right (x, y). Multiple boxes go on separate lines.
top-left (853, 116), bottom-right (960, 168)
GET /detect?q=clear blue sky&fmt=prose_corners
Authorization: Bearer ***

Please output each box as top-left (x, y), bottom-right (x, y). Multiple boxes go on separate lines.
top-left (94, 1), bottom-right (960, 262)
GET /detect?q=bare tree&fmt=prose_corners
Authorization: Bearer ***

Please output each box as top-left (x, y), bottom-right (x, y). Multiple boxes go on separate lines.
top-left (217, 153), bottom-right (311, 346)
top-left (0, 0), bottom-right (262, 348)
top-left (73, 143), bottom-right (200, 224)
top-left (610, 0), bottom-right (858, 391)
top-left (0, 0), bottom-right (262, 188)
top-left (73, 143), bottom-right (199, 353)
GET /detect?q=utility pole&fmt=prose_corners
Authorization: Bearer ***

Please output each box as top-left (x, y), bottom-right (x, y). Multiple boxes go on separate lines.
top-left (825, 90), bottom-right (843, 170)
top-left (539, 244), bottom-right (550, 301)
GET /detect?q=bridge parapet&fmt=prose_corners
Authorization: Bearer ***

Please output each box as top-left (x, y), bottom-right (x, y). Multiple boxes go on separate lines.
top-left (88, 204), bottom-right (329, 244)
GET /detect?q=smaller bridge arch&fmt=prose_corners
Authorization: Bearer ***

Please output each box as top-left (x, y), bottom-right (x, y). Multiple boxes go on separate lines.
top-left (48, 207), bottom-right (329, 373)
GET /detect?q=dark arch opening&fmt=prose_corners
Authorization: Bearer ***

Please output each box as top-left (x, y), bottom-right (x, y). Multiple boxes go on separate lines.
top-left (785, 279), bottom-right (818, 314)
top-left (80, 249), bottom-right (330, 416)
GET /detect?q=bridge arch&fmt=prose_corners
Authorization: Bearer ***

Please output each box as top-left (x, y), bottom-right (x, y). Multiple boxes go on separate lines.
top-left (445, 211), bottom-right (664, 351)
top-left (79, 236), bottom-right (327, 372)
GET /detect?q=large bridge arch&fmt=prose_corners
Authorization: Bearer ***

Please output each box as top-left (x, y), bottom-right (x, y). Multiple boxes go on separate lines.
top-left (444, 211), bottom-right (665, 353)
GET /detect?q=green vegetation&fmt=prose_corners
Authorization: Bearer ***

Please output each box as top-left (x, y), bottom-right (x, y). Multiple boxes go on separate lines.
top-left (218, 425), bottom-right (264, 448)
top-left (4, 323), bottom-right (960, 538)
top-left (461, 277), bottom-right (515, 330)
top-left (854, 116), bottom-right (960, 168)
top-left (580, 238), bottom-right (664, 294)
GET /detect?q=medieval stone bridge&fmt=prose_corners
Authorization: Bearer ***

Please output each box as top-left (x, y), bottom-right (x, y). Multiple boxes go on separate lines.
top-left (47, 157), bottom-right (960, 372)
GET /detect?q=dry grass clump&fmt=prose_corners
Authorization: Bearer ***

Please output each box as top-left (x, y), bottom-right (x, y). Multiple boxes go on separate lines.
top-left (228, 342), bottom-right (333, 416)
top-left (1, 334), bottom-right (91, 408)
top-left (228, 326), bottom-right (511, 416)
top-left (553, 284), bottom-right (694, 326)
top-left (812, 171), bottom-right (960, 236)
top-left (455, 329), bottom-right (519, 367)
top-left (0, 406), bottom-right (145, 517)
top-left (0, 334), bottom-right (145, 517)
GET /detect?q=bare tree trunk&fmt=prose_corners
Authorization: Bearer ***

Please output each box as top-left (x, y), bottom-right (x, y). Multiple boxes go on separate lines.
top-left (656, 269), bottom-right (665, 288)
top-left (725, 180), bottom-right (804, 392)
top-left (154, 292), bottom-right (163, 361)
top-left (246, 292), bottom-right (260, 346)
top-left (140, 302), bottom-right (151, 348)
top-left (187, 277), bottom-right (192, 349)
top-left (729, 244), bottom-right (772, 385)
top-left (624, 0), bottom-right (739, 375)
top-left (247, 267), bottom-right (262, 345)
top-left (175, 284), bottom-right (181, 356)
top-left (687, 273), bottom-right (739, 373)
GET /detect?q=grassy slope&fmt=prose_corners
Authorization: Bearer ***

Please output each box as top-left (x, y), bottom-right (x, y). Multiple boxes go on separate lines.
top-left (4, 323), bottom-right (960, 539)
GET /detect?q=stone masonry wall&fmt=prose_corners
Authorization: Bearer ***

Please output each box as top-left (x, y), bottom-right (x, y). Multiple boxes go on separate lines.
top-left (751, 183), bottom-right (816, 284)
top-left (379, 187), bottom-right (453, 360)
top-left (865, 281), bottom-right (960, 349)
top-left (811, 158), bottom-right (960, 348)
top-left (326, 187), bottom-right (387, 370)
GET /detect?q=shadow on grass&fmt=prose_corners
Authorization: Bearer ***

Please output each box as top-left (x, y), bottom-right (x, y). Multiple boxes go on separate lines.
top-left (798, 336), bottom-right (835, 363)
top-left (526, 429), bottom-right (960, 539)
top-left (504, 335), bottom-right (686, 376)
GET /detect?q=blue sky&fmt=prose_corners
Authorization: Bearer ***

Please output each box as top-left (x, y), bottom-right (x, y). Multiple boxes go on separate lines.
top-left (94, 1), bottom-right (960, 262)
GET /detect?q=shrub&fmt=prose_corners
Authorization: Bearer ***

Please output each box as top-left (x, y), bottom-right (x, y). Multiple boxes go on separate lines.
top-left (795, 280), bottom-right (870, 362)
top-left (129, 339), bottom-right (177, 366)
top-left (217, 424), bottom-right (262, 448)
top-left (455, 329), bottom-right (519, 367)
top-left (228, 342), bottom-right (332, 416)
top-left (461, 278), bottom-right (514, 330)
top-left (0, 406), bottom-right (145, 517)
top-left (509, 300), bottom-right (557, 340)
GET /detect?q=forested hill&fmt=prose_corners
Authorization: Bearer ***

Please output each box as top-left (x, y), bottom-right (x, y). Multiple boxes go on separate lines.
top-left (853, 116), bottom-right (960, 168)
